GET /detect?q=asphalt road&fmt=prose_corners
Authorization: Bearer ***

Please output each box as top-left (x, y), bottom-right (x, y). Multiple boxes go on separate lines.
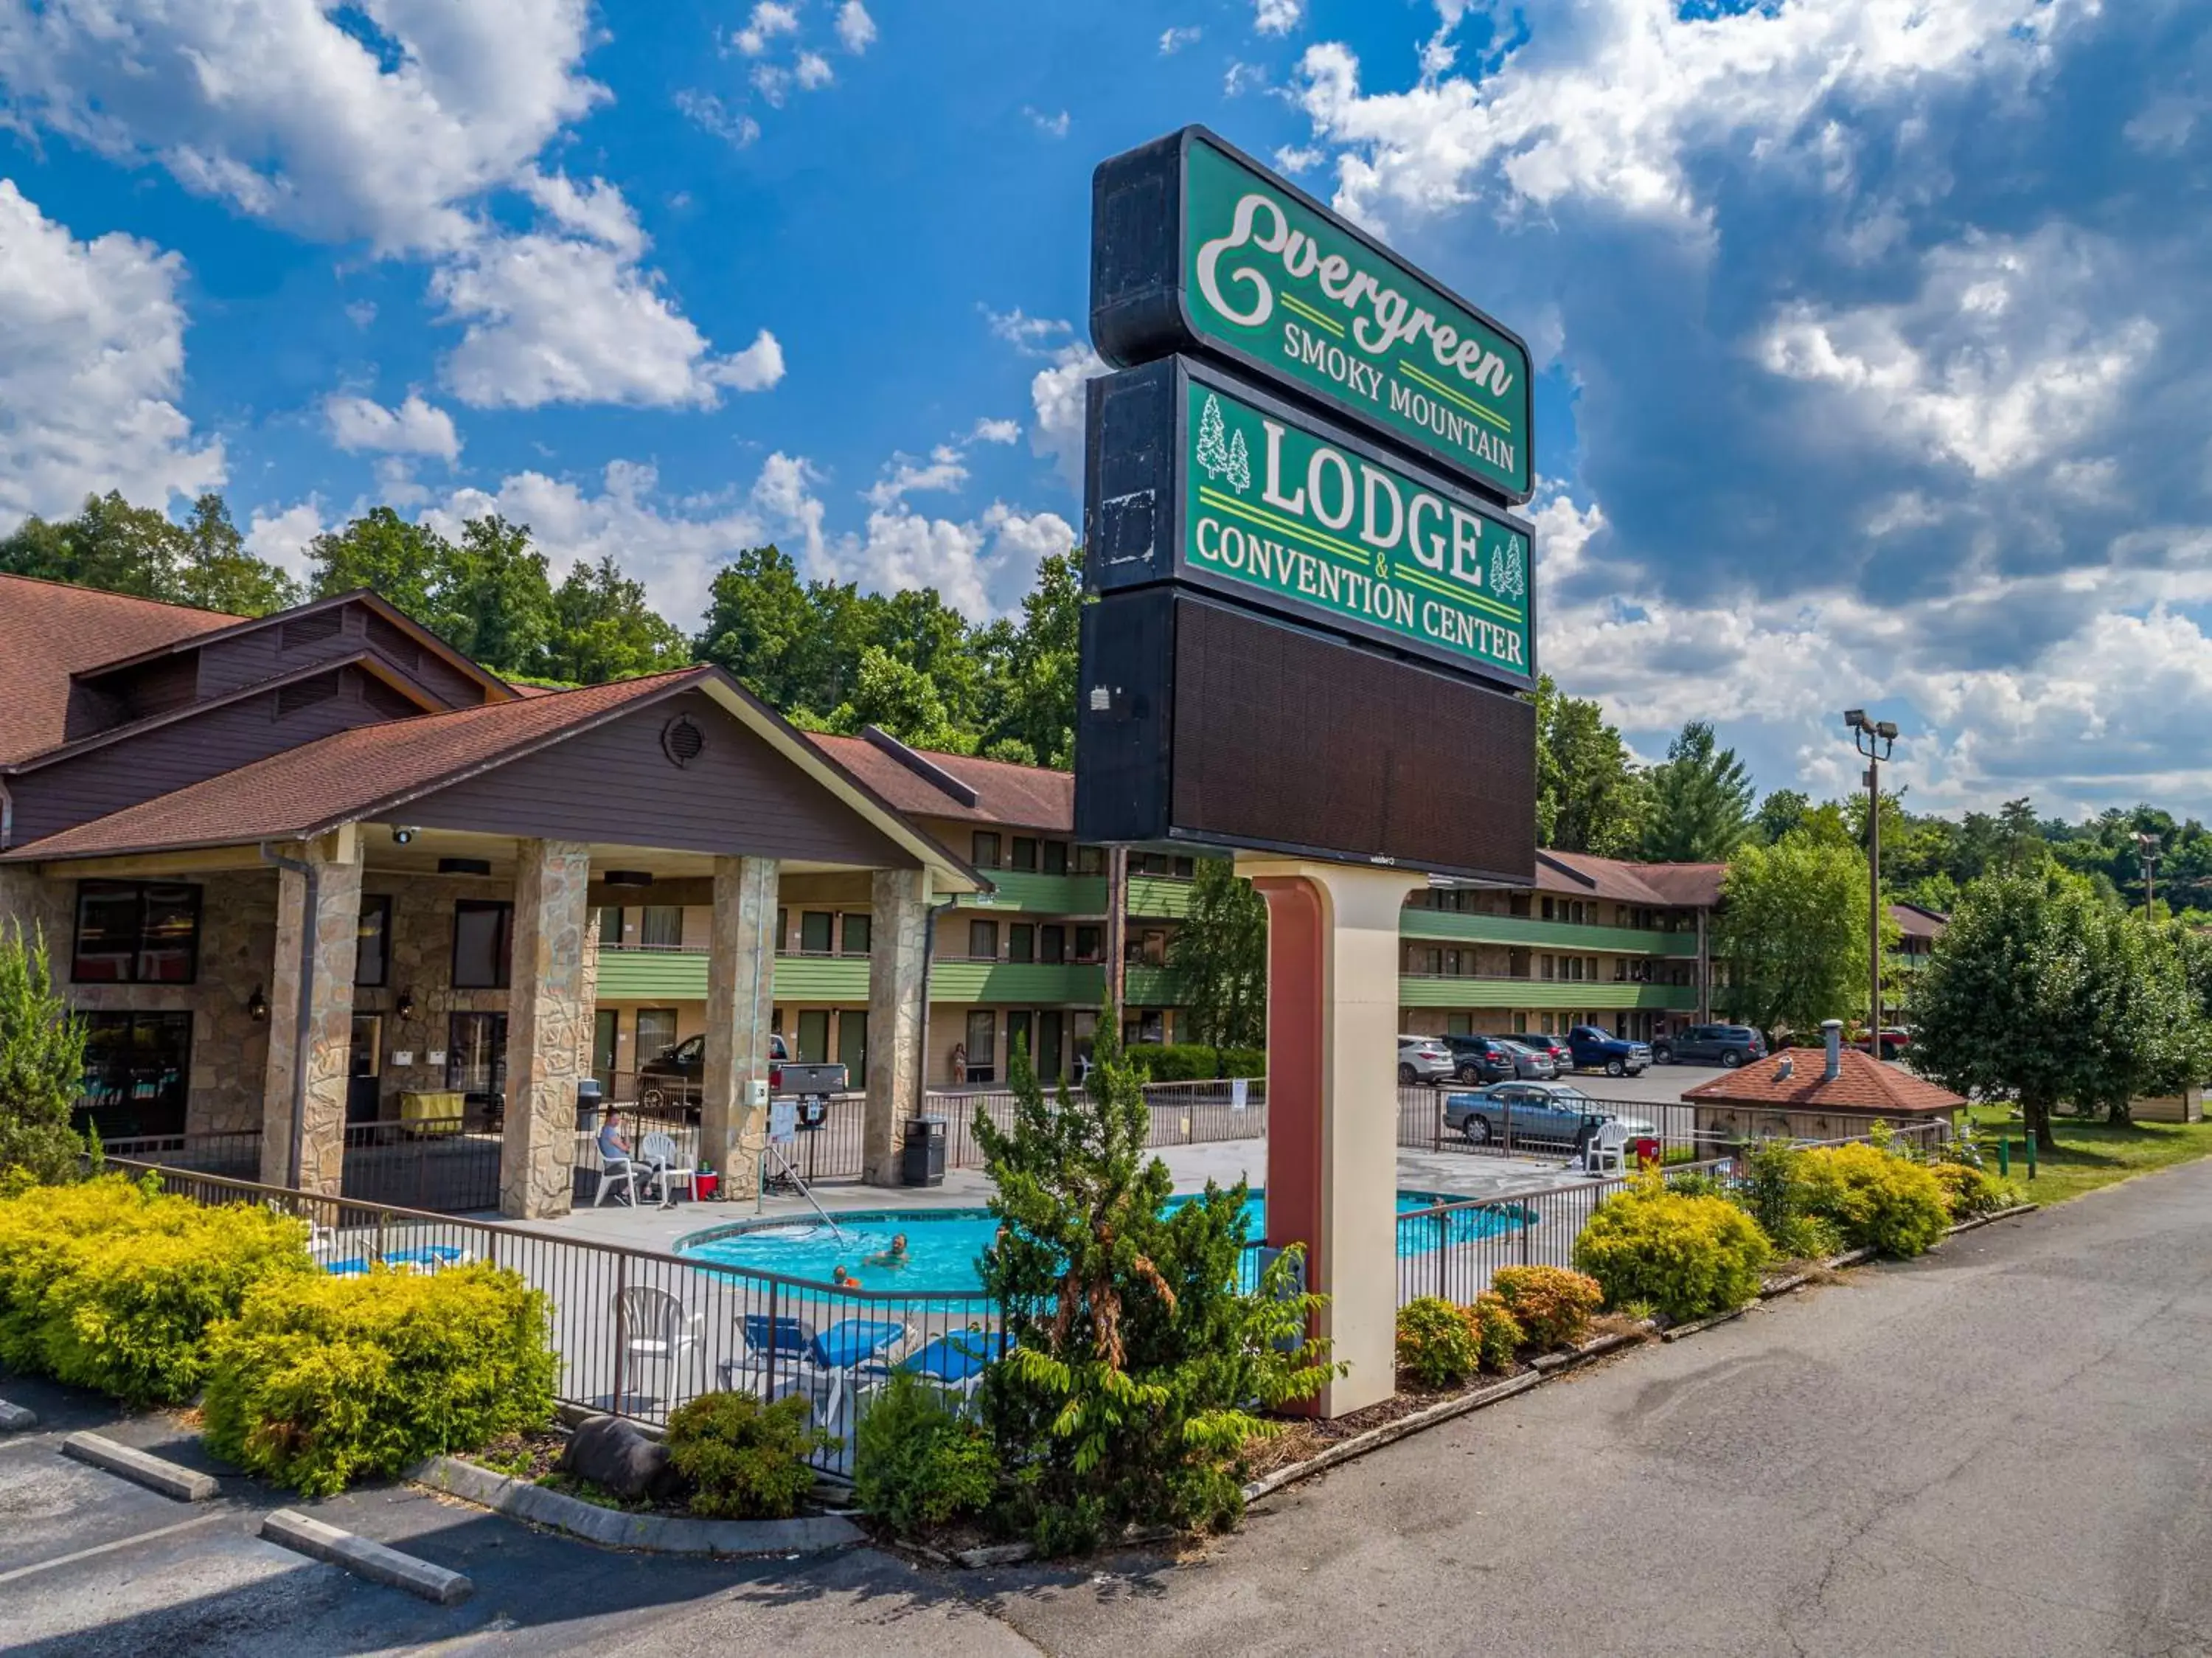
top-left (10, 1152), bottom-right (2211, 1657)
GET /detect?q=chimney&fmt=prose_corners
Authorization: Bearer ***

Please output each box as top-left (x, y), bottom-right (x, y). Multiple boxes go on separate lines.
top-left (1821, 1019), bottom-right (1843, 1081)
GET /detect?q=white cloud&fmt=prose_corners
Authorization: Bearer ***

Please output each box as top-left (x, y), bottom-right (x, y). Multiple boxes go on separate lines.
top-left (675, 89), bottom-right (760, 148)
top-left (795, 51), bottom-right (834, 91)
top-left (1026, 107), bottom-right (1071, 139)
top-left (983, 306), bottom-right (1070, 353)
top-left (1225, 61), bottom-right (1268, 97)
top-left (323, 392), bottom-right (462, 462)
top-left (1253, 0), bottom-right (1303, 37)
top-left (243, 499), bottom-right (327, 580)
top-left (1160, 26), bottom-right (1201, 55)
top-left (835, 1), bottom-right (877, 54)
top-left (842, 502), bottom-right (1076, 622)
top-left (1027, 341), bottom-right (1107, 488)
top-left (752, 63), bottom-right (794, 106)
top-left (0, 181), bottom-right (223, 527)
top-left (970, 417), bottom-right (1020, 445)
top-left (731, 1), bottom-right (801, 58)
top-left (866, 445), bottom-right (969, 509)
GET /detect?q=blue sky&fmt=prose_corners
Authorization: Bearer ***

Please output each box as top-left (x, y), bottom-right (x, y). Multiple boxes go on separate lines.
top-left (0, 0), bottom-right (2205, 820)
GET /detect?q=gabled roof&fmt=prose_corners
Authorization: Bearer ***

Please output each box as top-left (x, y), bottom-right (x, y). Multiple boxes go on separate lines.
top-left (1681, 1046), bottom-right (1965, 1117)
top-left (1889, 901), bottom-right (1950, 940)
top-left (0, 575), bottom-right (243, 764)
top-left (1537, 850), bottom-right (1725, 909)
top-left (807, 732), bottom-right (1075, 831)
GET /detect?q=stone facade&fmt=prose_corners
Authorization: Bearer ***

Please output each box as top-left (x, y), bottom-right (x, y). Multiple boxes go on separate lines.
top-left (862, 866), bottom-right (928, 1186)
top-left (500, 839), bottom-right (592, 1219)
top-left (355, 869), bottom-right (515, 1111)
top-left (259, 835), bottom-right (363, 1193)
top-left (701, 855), bottom-right (777, 1197)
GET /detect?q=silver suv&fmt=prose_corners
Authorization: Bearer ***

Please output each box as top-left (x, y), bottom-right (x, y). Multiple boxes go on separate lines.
top-left (1397, 1034), bottom-right (1455, 1086)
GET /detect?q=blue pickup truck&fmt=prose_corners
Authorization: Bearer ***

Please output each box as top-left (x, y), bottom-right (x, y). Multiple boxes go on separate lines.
top-left (1564, 1024), bottom-right (1652, 1078)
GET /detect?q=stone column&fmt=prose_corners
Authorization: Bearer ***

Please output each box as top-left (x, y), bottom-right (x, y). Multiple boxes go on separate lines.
top-left (1242, 856), bottom-right (1421, 1419)
top-left (258, 833), bottom-right (364, 1196)
top-left (579, 906), bottom-right (602, 1083)
top-left (701, 856), bottom-right (778, 1199)
top-left (499, 839), bottom-right (592, 1220)
top-left (862, 866), bottom-right (928, 1187)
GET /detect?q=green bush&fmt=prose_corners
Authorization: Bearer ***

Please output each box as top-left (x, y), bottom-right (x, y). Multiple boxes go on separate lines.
top-left (1488, 1266), bottom-right (1603, 1350)
top-left (0, 923), bottom-right (86, 1184)
top-left (664, 1391), bottom-right (832, 1519)
top-left (0, 1176), bottom-right (310, 1404)
top-left (854, 1369), bottom-right (997, 1536)
top-left (1124, 1044), bottom-right (1265, 1083)
top-left (201, 1263), bottom-right (556, 1495)
top-left (1794, 1143), bottom-right (1950, 1258)
top-left (1573, 1173), bottom-right (1773, 1324)
top-left (1469, 1293), bottom-right (1523, 1373)
top-left (1929, 1159), bottom-right (2016, 1221)
top-left (1737, 1141), bottom-right (1842, 1260)
top-left (1396, 1297), bottom-right (1481, 1390)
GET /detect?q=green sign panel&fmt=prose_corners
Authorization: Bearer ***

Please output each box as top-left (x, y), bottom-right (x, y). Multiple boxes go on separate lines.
top-left (1178, 375), bottom-right (1531, 687)
top-left (1092, 128), bottom-right (1534, 503)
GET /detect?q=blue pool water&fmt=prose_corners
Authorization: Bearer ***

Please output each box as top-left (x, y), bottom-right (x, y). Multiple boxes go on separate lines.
top-left (678, 1190), bottom-right (1531, 1294)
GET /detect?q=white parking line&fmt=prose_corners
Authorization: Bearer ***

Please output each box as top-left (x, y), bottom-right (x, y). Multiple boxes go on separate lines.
top-left (0, 1512), bottom-right (233, 1587)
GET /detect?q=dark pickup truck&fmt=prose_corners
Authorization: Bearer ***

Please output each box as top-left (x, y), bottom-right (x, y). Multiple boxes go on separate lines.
top-left (1563, 1024), bottom-right (1652, 1078)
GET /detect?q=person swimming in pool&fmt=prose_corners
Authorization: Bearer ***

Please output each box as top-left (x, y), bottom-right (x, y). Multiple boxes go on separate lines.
top-left (863, 1233), bottom-right (909, 1270)
top-left (832, 1265), bottom-right (860, 1288)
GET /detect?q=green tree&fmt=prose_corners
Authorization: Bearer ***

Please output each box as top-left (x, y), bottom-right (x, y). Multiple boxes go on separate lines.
top-left (975, 1022), bottom-right (1332, 1554)
top-left (826, 646), bottom-right (973, 753)
top-left (538, 555), bottom-right (692, 683)
top-left (1641, 719), bottom-right (1754, 862)
top-left (2067, 906), bottom-right (2207, 1124)
top-left (1715, 829), bottom-right (1883, 1039)
top-left (985, 549), bottom-right (1083, 769)
top-left (307, 506), bottom-right (452, 620)
top-left (438, 515), bottom-right (553, 676)
top-left (695, 545), bottom-right (868, 718)
top-left (0, 924), bottom-right (87, 1182)
top-left (1165, 861), bottom-right (1267, 1061)
top-left (173, 495), bottom-right (300, 615)
top-left (0, 490), bottom-right (294, 616)
top-left (1534, 676), bottom-right (1646, 856)
top-left (1753, 788), bottom-right (1810, 845)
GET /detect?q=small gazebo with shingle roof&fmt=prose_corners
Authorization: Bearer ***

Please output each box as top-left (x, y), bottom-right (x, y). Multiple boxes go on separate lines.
top-left (1680, 1024), bottom-right (1964, 1146)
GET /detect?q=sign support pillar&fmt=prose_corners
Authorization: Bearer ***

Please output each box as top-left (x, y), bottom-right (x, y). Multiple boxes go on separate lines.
top-left (1243, 856), bottom-right (1419, 1418)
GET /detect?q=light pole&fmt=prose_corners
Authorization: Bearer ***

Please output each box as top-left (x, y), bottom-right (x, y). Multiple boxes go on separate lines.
top-left (2136, 830), bottom-right (2161, 923)
top-left (1845, 710), bottom-right (1899, 1055)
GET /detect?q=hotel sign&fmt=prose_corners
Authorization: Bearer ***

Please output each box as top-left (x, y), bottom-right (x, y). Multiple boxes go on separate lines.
top-left (1088, 358), bottom-right (1534, 693)
top-left (1092, 126), bottom-right (1534, 504)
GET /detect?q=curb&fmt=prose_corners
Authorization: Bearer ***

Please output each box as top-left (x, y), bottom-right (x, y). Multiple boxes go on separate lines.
top-left (1660, 1305), bottom-right (1749, 1342)
top-left (1944, 1202), bottom-right (2039, 1235)
top-left (61, 1432), bottom-right (217, 1502)
top-left (262, 1508), bottom-right (473, 1605)
top-left (1241, 1372), bottom-right (1543, 1504)
top-left (0, 1398), bottom-right (36, 1433)
top-left (410, 1455), bottom-right (863, 1556)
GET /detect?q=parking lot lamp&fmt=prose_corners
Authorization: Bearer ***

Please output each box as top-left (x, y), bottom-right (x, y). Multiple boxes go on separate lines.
top-left (1845, 711), bottom-right (1899, 1054)
top-left (2136, 831), bottom-right (2161, 923)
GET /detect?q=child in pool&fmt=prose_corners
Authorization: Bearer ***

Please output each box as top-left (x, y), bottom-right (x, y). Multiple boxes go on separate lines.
top-left (832, 1265), bottom-right (861, 1288)
top-left (863, 1233), bottom-right (910, 1270)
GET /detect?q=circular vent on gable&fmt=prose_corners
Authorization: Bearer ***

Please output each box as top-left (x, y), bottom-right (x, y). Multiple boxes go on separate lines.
top-left (661, 715), bottom-right (706, 769)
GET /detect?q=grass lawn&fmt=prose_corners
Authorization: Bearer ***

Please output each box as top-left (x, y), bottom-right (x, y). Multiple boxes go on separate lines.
top-left (1961, 1104), bottom-right (2212, 1205)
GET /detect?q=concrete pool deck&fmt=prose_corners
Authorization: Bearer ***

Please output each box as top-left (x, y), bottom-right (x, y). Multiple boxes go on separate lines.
top-left (496, 1137), bottom-right (1596, 1256)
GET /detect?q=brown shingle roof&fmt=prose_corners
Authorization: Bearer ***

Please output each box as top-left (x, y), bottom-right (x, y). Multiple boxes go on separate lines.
top-left (1537, 850), bottom-right (1725, 909)
top-left (806, 733), bottom-right (1074, 831)
top-left (4, 669), bottom-right (708, 861)
top-left (1681, 1046), bottom-right (1964, 1117)
top-left (0, 575), bottom-right (242, 764)
top-left (1890, 901), bottom-right (1949, 941)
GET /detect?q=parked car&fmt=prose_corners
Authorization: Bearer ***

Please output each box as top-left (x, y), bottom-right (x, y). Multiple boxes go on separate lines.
top-left (1442, 1082), bottom-right (1658, 1148)
top-left (1563, 1024), bottom-right (1652, 1078)
top-left (1877, 1027), bottom-right (1912, 1061)
top-left (639, 1031), bottom-right (790, 1110)
top-left (1514, 1033), bottom-right (1573, 1068)
top-left (1652, 1024), bottom-right (1767, 1068)
top-left (1439, 1033), bottom-right (1519, 1084)
top-left (1398, 1034), bottom-right (1457, 1086)
top-left (1486, 1037), bottom-right (1560, 1081)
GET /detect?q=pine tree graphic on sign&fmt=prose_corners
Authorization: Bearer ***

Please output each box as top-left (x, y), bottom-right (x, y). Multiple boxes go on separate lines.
top-left (1195, 393), bottom-right (1237, 488)
top-left (1224, 428), bottom-right (1252, 493)
top-left (1489, 535), bottom-right (1527, 602)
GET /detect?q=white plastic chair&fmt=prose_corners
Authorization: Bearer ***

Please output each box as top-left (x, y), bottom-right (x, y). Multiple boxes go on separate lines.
top-left (614, 1285), bottom-right (703, 1407)
top-left (639, 1131), bottom-right (697, 1207)
top-left (1584, 1120), bottom-right (1630, 1176)
top-left (593, 1152), bottom-right (641, 1207)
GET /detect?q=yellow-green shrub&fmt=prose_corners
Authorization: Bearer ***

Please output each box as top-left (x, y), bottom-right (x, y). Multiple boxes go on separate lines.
top-left (1469, 1292), bottom-right (1524, 1373)
top-left (664, 1391), bottom-right (832, 1519)
top-left (1930, 1160), bottom-right (2015, 1221)
top-left (201, 1263), bottom-right (556, 1496)
top-left (1572, 1175), bottom-right (1772, 1324)
top-left (1488, 1266), bottom-right (1604, 1350)
top-left (0, 1176), bottom-right (310, 1403)
top-left (1795, 1144), bottom-right (1950, 1258)
top-left (1396, 1296), bottom-right (1481, 1390)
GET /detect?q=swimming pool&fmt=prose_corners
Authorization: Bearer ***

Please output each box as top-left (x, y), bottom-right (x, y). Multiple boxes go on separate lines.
top-left (676, 1190), bottom-right (1532, 1294)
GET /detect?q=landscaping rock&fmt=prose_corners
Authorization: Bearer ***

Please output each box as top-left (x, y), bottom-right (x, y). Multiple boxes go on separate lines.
top-left (557, 1415), bottom-right (682, 1503)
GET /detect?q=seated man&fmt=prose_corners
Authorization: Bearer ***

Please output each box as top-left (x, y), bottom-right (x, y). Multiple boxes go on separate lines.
top-left (597, 1106), bottom-right (638, 1204)
top-left (863, 1232), bottom-right (910, 1270)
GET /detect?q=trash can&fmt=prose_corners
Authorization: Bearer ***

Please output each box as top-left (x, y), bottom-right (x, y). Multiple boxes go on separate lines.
top-left (901, 1116), bottom-right (947, 1187)
top-left (574, 1077), bottom-right (602, 1129)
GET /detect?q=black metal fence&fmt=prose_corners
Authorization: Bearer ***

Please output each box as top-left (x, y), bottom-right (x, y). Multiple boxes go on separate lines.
top-left (1394, 1083), bottom-right (1704, 1160)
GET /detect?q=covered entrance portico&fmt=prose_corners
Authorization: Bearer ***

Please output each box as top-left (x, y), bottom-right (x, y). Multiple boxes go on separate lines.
top-left (0, 670), bottom-right (980, 1217)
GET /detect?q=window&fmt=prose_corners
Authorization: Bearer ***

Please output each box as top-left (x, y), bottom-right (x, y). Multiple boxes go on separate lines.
top-left (1509, 895), bottom-right (1531, 918)
top-left (446, 1011), bottom-right (507, 1095)
top-left (355, 895), bottom-right (392, 988)
top-left (838, 1009), bottom-right (868, 1086)
top-left (972, 830), bottom-right (1001, 869)
top-left (1136, 852), bottom-right (1171, 875)
top-left (1074, 924), bottom-right (1102, 962)
top-left (1008, 1010), bottom-right (1033, 1067)
top-left (776, 906), bottom-right (787, 949)
top-left (1540, 1013), bottom-right (1556, 1035)
top-left (1075, 844), bottom-right (1105, 875)
top-left (1124, 1008), bottom-right (1166, 1045)
top-left (1009, 923), bottom-right (1035, 963)
top-left (841, 912), bottom-right (871, 955)
top-left (598, 907), bottom-right (625, 947)
top-left (634, 1007), bottom-right (678, 1060)
top-left (1043, 840), bottom-right (1069, 875)
top-left (800, 911), bottom-right (835, 954)
top-left (451, 901), bottom-right (513, 989)
top-left (968, 919), bottom-right (999, 960)
top-left (964, 1009), bottom-right (997, 1083)
top-left (1541, 896), bottom-right (1555, 921)
top-left (1012, 836), bottom-right (1039, 872)
top-left (1172, 856), bottom-right (1195, 878)
top-left (74, 1011), bottom-right (192, 1140)
top-left (1513, 1012), bottom-right (1528, 1034)
top-left (72, 881), bottom-right (202, 984)
top-left (640, 906), bottom-right (684, 948)
top-left (1039, 923), bottom-right (1066, 964)
top-left (1540, 954), bottom-right (1556, 981)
